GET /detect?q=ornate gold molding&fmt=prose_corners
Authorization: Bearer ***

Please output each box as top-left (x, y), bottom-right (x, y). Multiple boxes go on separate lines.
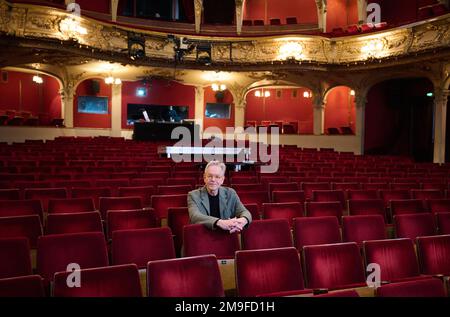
top-left (1, 0), bottom-right (450, 67)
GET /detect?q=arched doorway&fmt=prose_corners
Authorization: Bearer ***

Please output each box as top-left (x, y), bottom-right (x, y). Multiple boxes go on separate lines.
top-left (245, 86), bottom-right (313, 134)
top-left (324, 86), bottom-right (356, 135)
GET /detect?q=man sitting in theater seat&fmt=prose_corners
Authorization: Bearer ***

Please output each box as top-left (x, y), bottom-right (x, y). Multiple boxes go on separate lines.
top-left (188, 160), bottom-right (252, 233)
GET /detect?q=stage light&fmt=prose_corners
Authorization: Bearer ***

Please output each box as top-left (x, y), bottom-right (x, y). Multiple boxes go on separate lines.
top-left (128, 33), bottom-right (146, 60)
top-left (350, 90), bottom-right (355, 96)
top-left (196, 42), bottom-right (212, 65)
top-left (136, 87), bottom-right (147, 97)
top-left (427, 92), bottom-right (434, 97)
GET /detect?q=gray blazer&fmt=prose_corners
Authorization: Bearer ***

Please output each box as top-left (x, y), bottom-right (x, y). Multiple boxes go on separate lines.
top-left (187, 186), bottom-right (252, 230)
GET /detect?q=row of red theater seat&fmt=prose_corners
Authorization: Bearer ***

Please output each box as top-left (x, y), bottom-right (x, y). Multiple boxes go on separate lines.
top-left (1, 194), bottom-right (450, 250)
top-left (1, 229), bottom-right (449, 297)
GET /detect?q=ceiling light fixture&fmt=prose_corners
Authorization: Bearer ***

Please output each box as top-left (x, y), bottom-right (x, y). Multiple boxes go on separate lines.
top-left (278, 41), bottom-right (303, 61)
top-left (32, 75), bottom-right (43, 84)
top-left (212, 83), bottom-right (226, 91)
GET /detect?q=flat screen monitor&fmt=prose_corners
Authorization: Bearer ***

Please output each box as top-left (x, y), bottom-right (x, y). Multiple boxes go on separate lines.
top-left (127, 104), bottom-right (189, 125)
top-left (205, 103), bottom-right (230, 119)
top-left (77, 96), bottom-right (109, 114)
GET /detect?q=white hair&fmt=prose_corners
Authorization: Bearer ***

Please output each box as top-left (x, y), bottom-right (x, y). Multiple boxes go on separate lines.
top-left (204, 160), bottom-right (226, 176)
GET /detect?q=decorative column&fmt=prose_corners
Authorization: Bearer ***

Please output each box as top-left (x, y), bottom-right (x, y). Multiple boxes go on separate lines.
top-left (111, 0), bottom-right (119, 22)
top-left (235, 0), bottom-right (244, 35)
top-left (433, 89), bottom-right (450, 163)
top-left (111, 83), bottom-right (122, 137)
top-left (313, 95), bottom-right (325, 135)
top-left (355, 94), bottom-right (367, 155)
top-left (357, 0), bottom-right (368, 24)
top-left (228, 83), bottom-right (247, 129)
top-left (60, 85), bottom-right (75, 128)
top-left (194, 0), bottom-right (203, 34)
top-left (315, 0), bottom-right (327, 32)
top-left (194, 86), bottom-right (205, 134)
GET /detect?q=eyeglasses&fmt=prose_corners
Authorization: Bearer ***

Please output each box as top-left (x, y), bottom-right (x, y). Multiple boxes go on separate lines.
top-left (205, 174), bottom-right (223, 180)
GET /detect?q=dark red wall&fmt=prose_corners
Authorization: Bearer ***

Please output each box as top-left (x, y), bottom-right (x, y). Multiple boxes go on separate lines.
top-left (324, 86), bottom-right (356, 132)
top-left (203, 87), bottom-right (234, 133)
top-left (77, 0), bottom-right (110, 14)
top-left (327, 0), bottom-right (359, 31)
top-left (243, 0), bottom-right (318, 25)
top-left (0, 70), bottom-right (61, 118)
top-left (121, 80), bottom-right (195, 129)
top-left (367, 0), bottom-right (437, 26)
top-left (74, 78), bottom-right (112, 129)
top-left (245, 88), bottom-right (314, 134)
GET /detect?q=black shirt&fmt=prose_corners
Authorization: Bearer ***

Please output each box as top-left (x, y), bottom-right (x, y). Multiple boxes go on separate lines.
top-left (208, 193), bottom-right (220, 218)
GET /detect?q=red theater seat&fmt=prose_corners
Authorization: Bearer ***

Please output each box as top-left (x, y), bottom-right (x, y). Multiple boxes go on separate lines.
top-left (293, 216), bottom-right (341, 250)
top-left (24, 188), bottom-right (67, 212)
top-left (0, 189), bottom-right (20, 200)
top-left (47, 197), bottom-right (96, 214)
top-left (427, 199), bottom-right (450, 214)
top-left (45, 212), bottom-right (103, 235)
top-left (262, 202), bottom-right (304, 226)
top-left (183, 224), bottom-right (240, 259)
top-left (235, 247), bottom-right (308, 297)
top-left (99, 196), bottom-right (143, 220)
top-left (437, 212), bottom-right (450, 234)
top-left (150, 194), bottom-right (187, 220)
top-left (106, 209), bottom-right (158, 240)
top-left (416, 235), bottom-right (450, 276)
top-left (348, 199), bottom-right (386, 219)
top-left (238, 191), bottom-right (269, 209)
top-left (167, 207), bottom-right (189, 255)
top-left (311, 190), bottom-right (345, 208)
top-left (157, 185), bottom-right (192, 195)
top-left (363, 238), bottom-right (424, 283)
top-left (241, 219), bottom-right (292, 250)
top-left (111, 228), bottom-right (176, 268)
top-left (380, 190), bottom-right (410, 208)
top-left (118, 186), bottom-right (154, 206)
top-left (342, 215), bottom-right (387, 246)
top-left (147, 255), bottom-right (224, 297)
top-left (53, 264), bottom-right (142, 297)
top-left (244, 203), bottom-right (260, 220)
top-left (36, 232), bottom-right (108, 283)
top-left (391, 199), bottom-right (427, 216)
top-left (394, 213), bottom-right (436, 239)
top-left (305, 201), bottom-right (342, 220)
top-left (0, 199), bottom-right (43, 220)
top-left (70, 187), bottom-right (111, 209)
top-left (377, 278), bottom-right (446, 297)
top-left (410, 189), bottom-right (443, 201)
top-left (268, 182), bottom-right (299, 196)
top-left (272, 190), bottom-right (305, 203)
top-left (0, 275), bottom-right (44, 297)
top-left (303, 242), bottom-right (366, 290)
top-left (0, 238), bottom-right (32, 278)
top-left (347, 190), bottom-right (379, 200)
top-left (286, 17), bottom-right (298, 25)
top-left (0, 215), bottom-right (43, 248)
top-left (301, 182), bottom-right (331, 200)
